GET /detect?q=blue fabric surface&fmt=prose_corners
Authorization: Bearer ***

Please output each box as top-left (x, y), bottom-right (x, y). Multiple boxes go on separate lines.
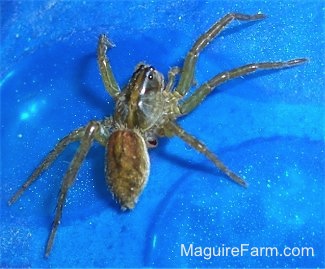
top-left (1, 1), bottom-right (324, 267)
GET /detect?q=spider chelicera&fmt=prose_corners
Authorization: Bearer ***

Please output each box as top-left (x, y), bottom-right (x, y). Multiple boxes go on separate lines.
top-left (9, 13), bottom-right (307, 257)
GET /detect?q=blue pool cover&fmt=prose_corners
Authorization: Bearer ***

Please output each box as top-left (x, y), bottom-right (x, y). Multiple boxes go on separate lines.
top-left (1, 1), bottom-right (324, 268)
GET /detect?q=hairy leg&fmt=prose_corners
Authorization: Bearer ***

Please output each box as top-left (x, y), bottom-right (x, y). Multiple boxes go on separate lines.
top-left (166, 122), bottom-right (247, 187)
top-left (175, 13), bottom-right (265, 97)
top-left (180, 58), bottom-right (307, 114)
top-left (45, 121), bottom-right (101, 257)
top-left (97, 34), bottom-right (120, 98)
top-left (8, 127), bottom-right (86, 205)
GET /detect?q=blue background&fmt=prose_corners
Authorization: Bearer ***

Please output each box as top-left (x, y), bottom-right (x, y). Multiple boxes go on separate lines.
top-left (1, 0), bottom-right (324, 268)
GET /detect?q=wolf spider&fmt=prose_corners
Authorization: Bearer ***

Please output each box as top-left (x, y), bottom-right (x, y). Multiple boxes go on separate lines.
top-left (9, 13), bottom-right (306, 257)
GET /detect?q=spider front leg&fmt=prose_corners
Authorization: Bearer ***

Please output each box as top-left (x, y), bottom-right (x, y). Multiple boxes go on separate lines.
top-left (166, 122), bottom-right (247, 187)
top-left (175, 13), bottom-right (265, 97)
top-left (180, 58), bottom-right (307, 114)
top-left (97, 34), bottom-right (120, 99)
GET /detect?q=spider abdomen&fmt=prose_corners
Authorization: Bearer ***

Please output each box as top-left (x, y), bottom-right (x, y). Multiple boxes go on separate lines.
top-left (106, 129), bottom-right (150, 210)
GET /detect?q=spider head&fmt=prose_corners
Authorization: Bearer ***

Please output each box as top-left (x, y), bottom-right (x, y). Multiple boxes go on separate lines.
top-left (115, 63), bottom-right (165, 130)
top-left (133, 63), bottom-right (164, 94)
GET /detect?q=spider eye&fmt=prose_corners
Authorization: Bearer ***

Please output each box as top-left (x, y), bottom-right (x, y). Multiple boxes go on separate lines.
top-left (146, 66), bottom-right (156, 81)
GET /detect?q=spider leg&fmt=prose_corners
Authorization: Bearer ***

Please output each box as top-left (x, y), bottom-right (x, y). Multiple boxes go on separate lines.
top-left (45, 121), bottom-right (101, 257)
top-left (8, 127), bottom-right (86, 206)
top-left (97, 34), bottom-right (120, 99)
top-left (175, 13), bottom-right (265, 97)
top-left (166, 121), bottom-right (247, 187)
top-left (180, 58), bottom-right (307, 114)
top-left (165, 67), bottom-right (181, 92)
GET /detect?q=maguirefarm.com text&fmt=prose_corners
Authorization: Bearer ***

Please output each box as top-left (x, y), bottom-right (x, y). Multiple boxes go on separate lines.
top-left (180, 243), bottom-right (315, 260)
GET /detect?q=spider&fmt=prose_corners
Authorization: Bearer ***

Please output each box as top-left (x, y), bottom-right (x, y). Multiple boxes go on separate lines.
top-left (9, 13), bottom-right (307, 257)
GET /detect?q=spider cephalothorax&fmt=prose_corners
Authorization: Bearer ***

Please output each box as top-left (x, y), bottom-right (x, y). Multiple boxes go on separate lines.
top-left (114, 64), bottom-right (165, 131)
top-left (9, 13), bottom-right (307, 257)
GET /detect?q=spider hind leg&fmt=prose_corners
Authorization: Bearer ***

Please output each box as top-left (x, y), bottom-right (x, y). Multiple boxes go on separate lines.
top-left (166, 122), bottom-right (247, 187)
top-left (45, 121), bottom-right (102, 257)
top-left (8, 127), bottom-right (86, 206)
